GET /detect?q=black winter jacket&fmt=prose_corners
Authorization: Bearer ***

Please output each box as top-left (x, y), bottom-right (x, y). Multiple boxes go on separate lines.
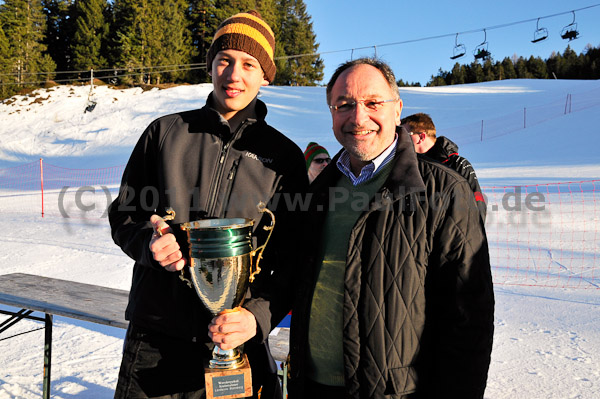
top-left (246, 129), bottom-right (494, 399)
top-left (423, 136), bottom-right (487, 221)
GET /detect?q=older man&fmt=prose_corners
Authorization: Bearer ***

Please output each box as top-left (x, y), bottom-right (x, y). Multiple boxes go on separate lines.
top-left (211, 58), bottom-right (494, 399)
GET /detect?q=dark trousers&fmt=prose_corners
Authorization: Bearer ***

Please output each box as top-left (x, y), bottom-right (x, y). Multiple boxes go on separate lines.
top-left (114, 324), bottom-right (210, 399)
top-left (303, 379), bottom-right (346, 399)
top-left (114, 324), bottom-right (282, 399)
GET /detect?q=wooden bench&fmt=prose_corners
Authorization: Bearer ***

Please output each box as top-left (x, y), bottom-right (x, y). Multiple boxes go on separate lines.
top-left (0, 273), bottom-right (129, 399)
top-left (0, 273), bottom-right (290, 398)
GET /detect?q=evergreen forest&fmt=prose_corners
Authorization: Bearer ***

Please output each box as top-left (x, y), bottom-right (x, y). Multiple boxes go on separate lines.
top-left (422, 44), bottom-right (600, 87)
top-left (0, 0), bottom-right (324, 98)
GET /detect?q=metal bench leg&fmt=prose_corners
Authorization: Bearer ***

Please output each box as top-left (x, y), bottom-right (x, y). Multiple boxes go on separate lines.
top-left (43, 314), bottom-right (52, 399)
top-left (282, 362), bottom-right (288, 398)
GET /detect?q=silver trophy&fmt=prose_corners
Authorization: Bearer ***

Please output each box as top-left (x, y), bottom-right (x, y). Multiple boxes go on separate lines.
top-left (178, 202), bottom-right (275, 369)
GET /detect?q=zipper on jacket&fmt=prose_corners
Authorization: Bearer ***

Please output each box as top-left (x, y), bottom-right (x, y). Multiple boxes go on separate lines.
top-left (222, 158), bottom-right (240, 217)
top-left (206, 121), bottom-right (251, 217)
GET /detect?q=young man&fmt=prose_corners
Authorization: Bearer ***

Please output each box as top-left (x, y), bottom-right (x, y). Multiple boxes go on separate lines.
top-left (403, 112), bottom-right (486, 221)
top-left (304, 142), bottom-right (331, 183)
top-left (109, 11), bottom-right (307, 399)
top-left (211, 58), bottom-right (494, 399)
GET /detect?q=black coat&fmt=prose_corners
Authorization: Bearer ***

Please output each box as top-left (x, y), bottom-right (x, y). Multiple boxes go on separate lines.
top-left (423, 136), bottom-right (487, 221)
top-left (247, 129), bottom-right (494, 399)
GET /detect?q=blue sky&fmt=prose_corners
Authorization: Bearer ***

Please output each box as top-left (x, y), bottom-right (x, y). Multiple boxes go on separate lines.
top-left (303, 0), bottom-right (600, 85)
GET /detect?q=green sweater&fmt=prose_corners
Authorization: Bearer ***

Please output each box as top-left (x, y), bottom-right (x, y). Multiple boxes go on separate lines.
top-left (307, 162), bottom-right (393, 385)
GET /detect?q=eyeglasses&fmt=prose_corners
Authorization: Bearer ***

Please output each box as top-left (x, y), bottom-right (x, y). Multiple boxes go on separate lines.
top-left (312, 157), bottom-right (331, 164)
top-left (409, 131), bottom-right (426, 137)
top-left (329, 98), bottom-right (398, 113)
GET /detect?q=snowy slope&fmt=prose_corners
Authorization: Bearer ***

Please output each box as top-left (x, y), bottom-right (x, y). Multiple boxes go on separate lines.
top-left (0, 80), bottom-right (599, 398)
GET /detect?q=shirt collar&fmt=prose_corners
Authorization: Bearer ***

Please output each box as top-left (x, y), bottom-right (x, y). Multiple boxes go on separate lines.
top-left (336, 133), bottom-right (398, 185)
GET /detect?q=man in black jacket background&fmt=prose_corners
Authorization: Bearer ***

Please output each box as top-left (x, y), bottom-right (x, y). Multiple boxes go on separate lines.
top-left (109, 10), bottom-right (307, 399)
top-left (211, 57), bottom-right (494, 399)
top-left (402, 112), bottom-right (487, 221)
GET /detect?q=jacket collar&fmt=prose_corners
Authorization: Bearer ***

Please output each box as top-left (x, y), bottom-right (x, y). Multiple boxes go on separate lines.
top-left (385, 125), bottom-right (426, 198)
top-left (203, 92), bottom-right (268, 137)
top-left (425, 135), bottom-right (458, 159)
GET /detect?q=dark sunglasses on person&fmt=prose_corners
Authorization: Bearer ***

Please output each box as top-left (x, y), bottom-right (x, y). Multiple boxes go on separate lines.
top-left (312, 157), bottom-right (331, 164)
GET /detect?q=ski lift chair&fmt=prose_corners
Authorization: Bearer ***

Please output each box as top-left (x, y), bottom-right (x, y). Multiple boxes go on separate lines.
top-left (450, 33), bottom-right (466, 60)
top-left (531, 18), bottom-right (548, 43)
top-left (85, 73), bottom-right (97, 113)
top-left (560, 11), bottom-right (580, 41)
top-left (85, 99), bottom-right (97, 113)
top-left (473, 29), bottom-right (491, 60)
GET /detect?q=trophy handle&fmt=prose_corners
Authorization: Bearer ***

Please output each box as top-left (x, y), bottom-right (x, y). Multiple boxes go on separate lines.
top-left (154, 207), bottom-right (176, 236)
top-left (154, 208), bottom-right (193, 289)
top-left (249, 202), bottom-right (275, 283)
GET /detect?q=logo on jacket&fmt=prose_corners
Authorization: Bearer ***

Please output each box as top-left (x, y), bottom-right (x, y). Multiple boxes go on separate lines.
top-left (245, 151), bottom-right (274, 164)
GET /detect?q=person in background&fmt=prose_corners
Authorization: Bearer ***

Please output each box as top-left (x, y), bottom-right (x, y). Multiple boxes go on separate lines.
top-left (108, 10), bottom-right (307, 399)
top-left (210, 58), bottom-right (495, 398)
top-left (402, 112), bottom-right (487, 221)
top-left (304, 141), bottom-right (331, 183)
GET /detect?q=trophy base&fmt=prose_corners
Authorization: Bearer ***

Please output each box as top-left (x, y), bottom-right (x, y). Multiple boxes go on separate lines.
top-left (205, 353), bottom-right (252, 399)
top-left (209, 346), bottom-right (245, 369)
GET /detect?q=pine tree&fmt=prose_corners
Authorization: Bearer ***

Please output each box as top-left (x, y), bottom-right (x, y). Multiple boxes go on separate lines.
top-left (526, 56), bottom-right (547, 79)
top-left (427, 68), bottom-right (449, 86)
top-left (501, 57), bottom-right (517, 80)
top-left (42, 0), bottom-right (73, 74)
top-left (546, 51), bottom-right (562, 79)
top-left (515, 57), bottom-right (530, 78)
top-left (152, 0), bottom-right (191, 84)
top-left (255, 0), bottom-right (278, 30)
top-left (449, 63), bottom-right (465, 85)
top-left (71, 0), bottom-right (109, 73)
top-left (109, 0), bottom-right (192, 85)
top-left (0, 25), bottom-right (13, 97)
top-left (108, 0), bottom-right (143, 84)
top-left (482, 58), bottom-right (495, 81)
top-left (582, 44), bottom-right (600, 79)
top-left (213, 0), bottom-right (256, 24)
top-left (467, 61), bottom-right (484, 83)
top-left (493, 62), bottom-right (505, 80)
top-left (187, 0), bottom-right (218, 83)
top-left (273, 0), bottom-right (323, 86)
top-left (0, 0), bottom-right (56, 87)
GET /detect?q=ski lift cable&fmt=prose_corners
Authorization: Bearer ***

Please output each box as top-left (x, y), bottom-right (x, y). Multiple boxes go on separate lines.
top-left (0, 63), bottom-right (208, 78)
top-left (0, 66), bottom-right (207, 86)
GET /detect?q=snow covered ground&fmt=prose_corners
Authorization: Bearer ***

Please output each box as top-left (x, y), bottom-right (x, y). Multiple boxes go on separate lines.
top-left (0, 78), bottom-right (599, 398)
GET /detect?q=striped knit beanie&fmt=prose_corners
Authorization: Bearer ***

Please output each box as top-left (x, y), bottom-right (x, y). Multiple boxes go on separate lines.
top-left (206, 10), bottom-right (276, 82)
top-left (304, 142), bottom-right (329, 170)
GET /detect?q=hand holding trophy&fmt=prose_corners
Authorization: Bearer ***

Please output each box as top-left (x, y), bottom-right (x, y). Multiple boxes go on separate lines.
top-left (158, 202), bottom-right (275, 399)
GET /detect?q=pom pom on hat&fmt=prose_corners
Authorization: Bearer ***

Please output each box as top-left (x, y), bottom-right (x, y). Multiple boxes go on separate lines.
top-left (206, 10), bottom-right (276, 82)
top-left (304, 142), bottom-right (330, 170)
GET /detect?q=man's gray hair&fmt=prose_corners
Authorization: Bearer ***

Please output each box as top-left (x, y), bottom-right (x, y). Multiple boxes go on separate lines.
top-left (326, 58), bottom-right (400, 104)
